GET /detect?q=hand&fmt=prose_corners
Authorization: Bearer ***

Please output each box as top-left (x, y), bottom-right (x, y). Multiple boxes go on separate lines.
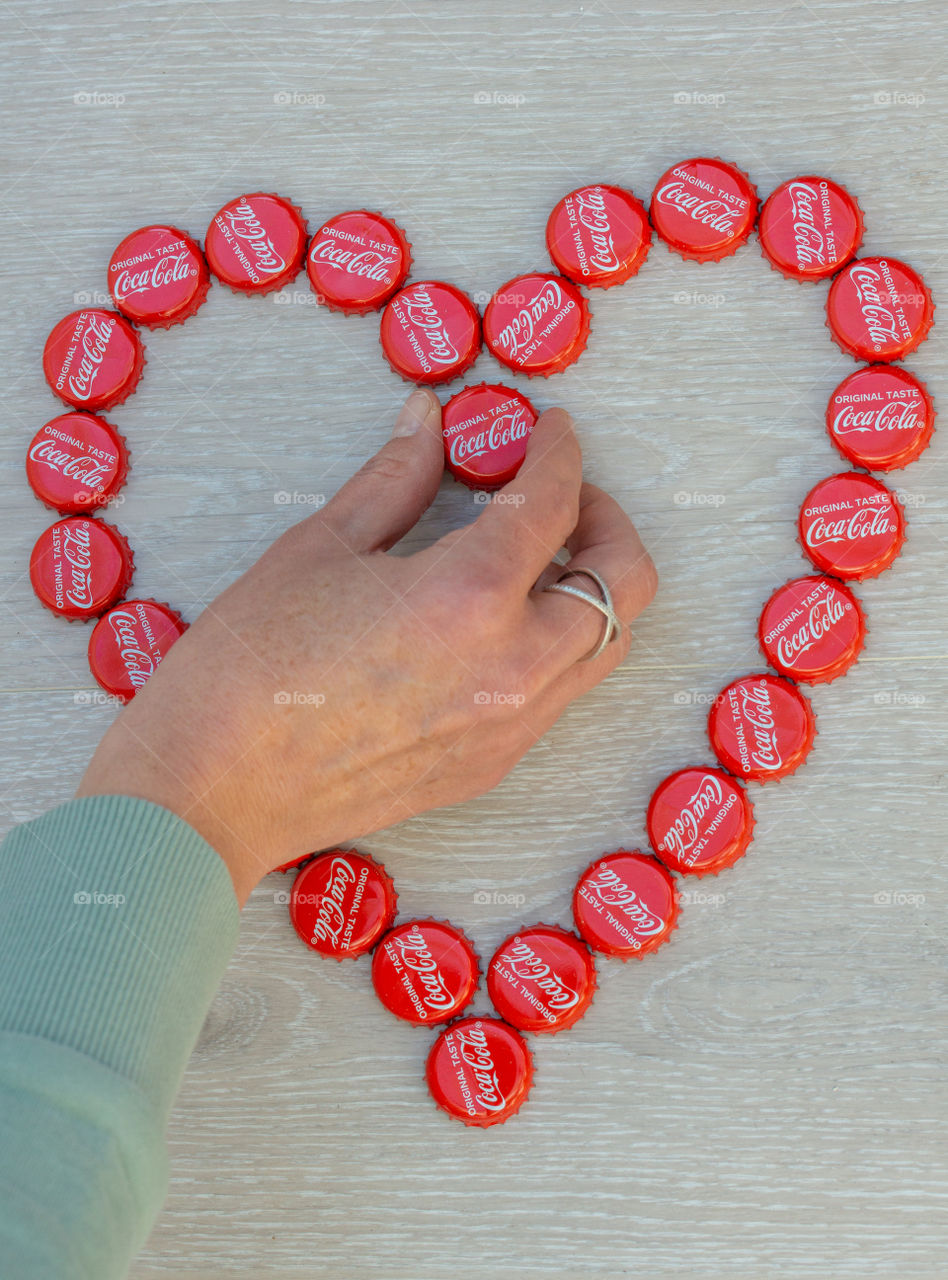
top-left (77, 388), bottom-right (658, 904)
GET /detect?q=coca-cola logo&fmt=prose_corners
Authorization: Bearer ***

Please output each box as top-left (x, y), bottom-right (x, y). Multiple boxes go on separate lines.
top-left (454, 1024), bottom-right (507, 1113)
top-left (309, 237), bottom-right (396, 283)
top-left (66, 313), bottom-right (115, 402)
top-left (111, 252), bottom-right (195, 300)
top-left (833, 398), bottom-right (920, 436)
top-left (496, 279), bottom-right (563, 358)
top-left (775, 588), bottom-right (847, 668)
top-left (786, 180), bottom-right (827, 268)
top-left (500, 939), bottom-right (579, 1010)
top-left (583, 866), bottom-right (665, 936)
top-left (61, 521), bottom-right (94, 608)
top-left (401, 288), bottom-right (461, 365)
top-left (448, 405), bottom-right (531, 465)
top-left (28, 438), bottom-right (110, 491)
top-left (654, 181), bottom-right (738, 233)
top-left (223, 201), bottom-right (287, 275)
top-left (735, 679), bottom-right (782, 772)
top-left (659, 772), bottom-right (725, 862)
top-left (107, 609), bottom-right (156, 688)
top-left (307, 854), bottom-right (356, 945)
top-left (390, 925), bottom-right (455, 1010)
top-left (804, 503), bottom-right (894, 548)
top-left (575, 189), bottom-right (621, 272)
top-left (848, 261), bottom-right (903, 346)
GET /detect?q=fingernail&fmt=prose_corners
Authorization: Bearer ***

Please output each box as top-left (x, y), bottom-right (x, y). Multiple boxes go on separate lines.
top-left (391, 388), bottom-right (438, 437)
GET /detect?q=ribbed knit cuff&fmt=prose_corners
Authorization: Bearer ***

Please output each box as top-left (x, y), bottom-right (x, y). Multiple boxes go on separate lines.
top-left (0, 795), bottom-right (240, 1119)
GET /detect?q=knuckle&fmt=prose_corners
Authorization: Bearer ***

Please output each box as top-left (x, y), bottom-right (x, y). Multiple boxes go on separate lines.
top-left (355, 445), bottom-right (414, 487)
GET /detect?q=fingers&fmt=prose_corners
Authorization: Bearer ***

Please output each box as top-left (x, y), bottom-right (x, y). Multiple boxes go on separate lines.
top-left (452, 407), bottom-right (584, 592)
top-left (527, 482), bottom-right (658, 676)
top-left (298, 387), bottom-right (445, 554)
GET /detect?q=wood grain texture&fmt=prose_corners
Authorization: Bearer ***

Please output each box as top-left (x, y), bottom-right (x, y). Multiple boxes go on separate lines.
top-left (1, 0), bottom-right (946, 1275)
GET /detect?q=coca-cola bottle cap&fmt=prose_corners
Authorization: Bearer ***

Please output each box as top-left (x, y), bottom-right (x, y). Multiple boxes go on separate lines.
top-left (442, 383), bottom-right (538, 490)
top-left (649, 157), bottom-right (758, 262)
top-left (546, 184), bottom-right (652, 288)
top-left (758, 176), bottom-right (864, 280)
top-left (826, 364), bottom-right (935, 471)
top-left (108, 225), bottom-right (210, 327)
top-left (275, 852), bottom-right (317, 874)
top-left (647, 766), bottom-right (755, 876)
top-left (758, 574), bottom-right (866, 684)
top-left (26, 413), bottom-right (129, 515)
top-left (306, 210), bottom-right (411, 314)
top-left (30, 516), bottom-right (134, 620)
top-left (426, 1015), bottom-right (533, 1127)
top-left (486, 924), bottom-right (596, 1034)
top-left (289, 849), bottom-right (397, 960)
top-left (483, 273), bottom-right (590, 377)
top-left (371, 919), bottom-right (479, 1024)
top-left (826, 256), bottom-right (934, 362)
top-left (572, 850), bottom-right (680, 959)
top-left (708, 673), bottom-right (816, 783)
top-left (798, 472), bottom-right (906, 580)
top-left (43, 309), bottom-right (145, 412)
top-left (379, 280), bottom-right (482, 384)
top-left (204, 193), bottom-right (307, 295)
top-left (87, 599), bottom-right (187, 701)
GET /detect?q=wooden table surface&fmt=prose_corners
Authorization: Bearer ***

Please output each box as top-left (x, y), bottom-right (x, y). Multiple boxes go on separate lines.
top-left (2, 2), bottom-right (946, 1276)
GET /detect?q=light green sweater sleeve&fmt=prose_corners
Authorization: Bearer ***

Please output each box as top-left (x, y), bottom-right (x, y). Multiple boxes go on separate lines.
top-left (0, 794), bottom-right (241, 1279)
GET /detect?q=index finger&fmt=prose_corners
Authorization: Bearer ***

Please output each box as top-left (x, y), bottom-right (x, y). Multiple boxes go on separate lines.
top-left (459, 407), bottom-right (583, 591)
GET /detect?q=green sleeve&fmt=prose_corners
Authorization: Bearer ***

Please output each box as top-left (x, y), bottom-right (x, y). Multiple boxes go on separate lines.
top-left (0, 794), bottom-right (240, 1279)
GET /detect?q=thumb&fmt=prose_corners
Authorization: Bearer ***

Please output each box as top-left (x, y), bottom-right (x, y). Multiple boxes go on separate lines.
top-left (317, 387), bottom-right (445, 553)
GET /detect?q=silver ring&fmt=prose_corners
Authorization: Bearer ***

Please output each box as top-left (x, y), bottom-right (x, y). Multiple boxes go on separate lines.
top-left (542, 566), bottom-right (622, 662)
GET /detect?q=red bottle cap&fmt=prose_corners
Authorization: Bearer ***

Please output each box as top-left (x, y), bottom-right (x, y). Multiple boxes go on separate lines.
top-left (26, 413), bottom-right (129, 515)
top-left (572, 850), bottom-right (680, 959)
top-left (379, 280), bottom-right (482, 384)
top-left (289, 849), bottom-right (397, 960)
top-left (87, 599), bottom-right (187, 701)
top-left (758, 176), bottom-right (864, 280)
top-left (204, 192), bottom-right (307, 295)
top-left (647, 767), bottom-right (755, 877)
top-left (29, 516), bottom-right (134, 620)
top-left (826, 256), bottom-right (934, 362)
top-left (827, 364), bottom-right (935, 471)
top-left (442, 383), bottom-right (537, 490)
top-left (108, 225), bottom-right (209, 328)
top-left (426, 1016), bottom-right (533, 1127)
top-left (371, 919), bottom-right (479, 1024)
top-left (306, 210), bottom-right (411, 314)
top-left (798, 471), bottom-right (906, 580)
top-left (758, 574), bottom-right (865, 684)
top-left (649, 157), bottom-right (758, 262)
top-left (708, 673), bottom-right (816, 783)
top-left (275, 852), bottom-right (317, 874)
top-left (546, 184), bottom-right (651, 287)
top-left (43, 309), bottom-right (144, 412)
top-left (482, 273), bottom-right (589, 377)
top-left (486, 924), bottom-right (596, 1034)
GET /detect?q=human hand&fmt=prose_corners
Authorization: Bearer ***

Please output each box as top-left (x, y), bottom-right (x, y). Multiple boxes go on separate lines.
top-left (77, 388), bottom-right (657, 904)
